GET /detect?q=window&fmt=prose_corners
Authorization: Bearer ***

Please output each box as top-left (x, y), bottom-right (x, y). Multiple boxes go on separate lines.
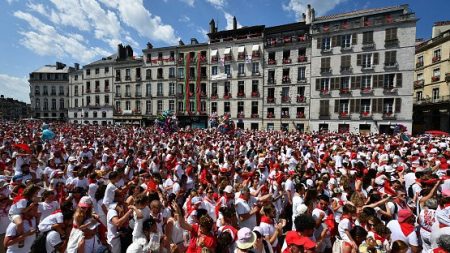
top-left (177, 101), bottom-right (184, 112)
top-left (35, 98), bottom-right (40, 109)
top-left (417, 55), bottom-right (424, 67)
top-left (157, 83), bottom-right (163, 96)
top-left (93, 111), bottom-right (98, 118)
top-left (146, 100), bottom-right (152, 114)
top-left (224, 82), bottom-right (231, 95)
top-left (237, 101), bottom-right (244, 114)
top-left (341, 55), bottom-right (351, 71)
top-left (168, 100), bottom-right (175, 111)
top-left (211, 66), bottom-right (218, 76)
top-left (126, 69), bottom-right (131, 79)
top-left (51, 99), bottom-right (56, 110)
top-left (320, 78), bottom-right (330, 91)
top-left (224, 102), bottom-right (230, 113)
top-left (136, 68), bottom-right (141, 79)
top-left (169, 83), bottom-right (175, 96)
top-left (211, 102), bottom-right (217, 113)
top-left (146, 83), bottom-right (151, 96)
top-left (341, 34), bottom-right (352, 48)
top-left (211, 83), bottom-right (218, 96)
top-left (338, 100), bottom-right (349, 113)
top-left (125, 85), bottom-right (131, 97)
top-left (340, 77), bottom-right (350, 89)
top-left (251, 101), bottom-right (258, 115)
top-left (43, 86), bottom-right (48, 95)
top-left (417, 73), bottom-right (423, 81)
top-left (297, 86), bottom-right (305, 96)
top-left (383, 98), bottom-right (394, 113)
top-left (320, 100), bottom-right (330, 116)
top-left (43, 99), bottom-right (48, 110)
top-left (361, 76), bottom-right (371, 89)
top-left (95, 95), bottom-right (100, 105)
top-left (362, 31), bottom-right (373, 44)
top-left (115, 101), bottom-right (121, 111)
top-left (169, 68), bottom-right (175, 78)
top-left (74, 86), bottom-right (79, 96)
top-left (362, 54), bottom-right (372, 68)
top-left (115, 85), bottom-right (120, 97)
top-left (75, 99), bottom-right (78, 107)
top-left (385, 51), bottom-right (397, 66)
top-left (416, 91), bottom-right (422, 101)
top-left (385, 28), bottom-right (397, 41)
top-left (59, 86), bottom-right (64, 95)
top-left (238, 81), bottom-right (245, 96)
top-left (116, 70), bottom-right (121, 80)
top-left (74, 75), bottom-right (78, 81)
top-left (95, 81), bottom-right (100, 92)
top-left (105, 67), bottom-right (109, 73)
top-left (177, 68), bottom-right (184, 79)
top-left (297, 67), bottom-right (306, 81)
top-left (433, 49), bottom-right (441, 61)
top-left (136, 84), bottom-right (141, 97)
top-left (146, 69), bottom-right (152, 80)
top-left (252, 62), bottom-right (259, 74)
top-left (86, 69), bottom-right (90, 75)
top-left (384, 74), bottom-right (395, 89)
top-left (321, 57), bottom-right (331, 72)
top-left (252, 80), bottom-right (258, 93)
top-left (224, 65), bottom-right (231, 76)
top-left (86, 82), bottom-right (91, 93)
top-left (361, 99), bottom-right (371, 113)
top-left (102, 111), bottom-right (107, 118)
top-left (136, 101), bottom-right (141, 112)
top-left (95, 68), bottom-right (99, 75)
top-left (238, 63), bottom-right (245, 75)
top-left (322, 37), bottom-right (331, 50)
top-left (433, 68), bottom-right (440, 79)
top-left (126, 101), bottom-right (131, 110)
top-left (105, 95), bottom-right (109, 104)
top-left (51, 86), bottom-right (56, 95)
top-left (86, 96), bottom-right (91, 106)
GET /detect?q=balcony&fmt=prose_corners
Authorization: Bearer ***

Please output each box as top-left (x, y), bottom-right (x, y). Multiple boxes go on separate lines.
top-left (125, 76), bottom-right (131, 81)
top-left (267, 112), bottom-right (275, 118)
top-left (226, 73), bottom-right (232, 79)
top-left (416, 62), bottom-right (424, 68)
top-left (297, 55), bottom-right (308, 63)
top-left (115, 93), bottom-right (121, 98)
top-left (169, 74), bottom-right (176, 79)
top-left (189, 75), bottom-right (196, 81)
top-left (95, 88), bottom-right (100, 93)
top-left (115, 76), bottom-right (121, 81)
top-left (224, 55), bottom-right (232, 62)
top-left (251, 91), bottom-right (260, 98)
top-left (360, 87), bottom-right (374, 95)
top-left (360, 111), bottom-right (372, 119)
top-left (383, 87), bottom-right (398, 95)
top-left (384, 39), bottom-right (399, 48)
top-left (251, 114), bottom-right (259, 119)
top-left (282, 58), bottom-right (292, 64)
top-left (282, 76), bottom-right (291, 84)
top-left (382, 112), bottom-right (396, 120)
top-left (199, 56), bottom-right (207, 64)
top-left (146, 75), bottom-right (152, 80)
top-left (339, 88), bottom-right (352, 96)
top-left (384, 62), bottom-right (399, 70)
top-left (297, 78), bottom-right (307, 84)
top-left (211, 94), bottom-right (218, 100)
top-left (223, 93), bottom-right (232, 99)
top-left (200, 92), bottom-right (207, 98)
top-left (201, 75), bottom-right (207, 80)
top-left (321, 48), bottom-right (332, 54)
top-left (267, 97), bottom-right (275, 103)
top-left (178, 58), bottom-right (184, 65)
top-left (338, 111), bottom-right (350, 119)
top-left (86, 89), bottom-right (91, 94)
top-left (136, 76), bottom-right (142, 81)
top-left (361, 65), bottom-right (374, 71)
top-left (237, 72), bottom-right (246, 77)
top-left (414, 80), bottom-right (424, 89)
top-left (237, 53), bottom-right (245, 61)
top-left (320, 68), bottom-right (332, 75)
top-left (50, 92), bottom-right (56, 96)
top-left (237, 92), bottom-right (246, 98)
top-left (296, 112), bottom-right (305, 119)
top-left (252, 52), bottom-right (261, 59)
top-left (319, 114), bottom-right (331, 120)
top-left (281, 96), bottom-right (291, 103)
top-left (281, 113), bottom-right (290, 119)
top-left (432, 56), bottom-right (441, 63)
top-left (432, 76), bottom-right (440, 82)
top-left (361, 42), bottom-right (375, 50)
top-left (340, 66), bottom-right (352, 74)
top-left (296, 95), bottom-right (306, 103)
top-left (157, 75), bottom-right (164, 80)
top-left (267, 59), bottom-right (277, 65)
top-left (177, 93), bottom-right (184, 99)
top-left (341, 45), bottom-right (353, 52)
top-left (320, 89), bottom-right (330, 96)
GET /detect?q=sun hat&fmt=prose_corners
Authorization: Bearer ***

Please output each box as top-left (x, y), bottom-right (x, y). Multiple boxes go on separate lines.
top-left (236, 227), bottom-right (256, 250)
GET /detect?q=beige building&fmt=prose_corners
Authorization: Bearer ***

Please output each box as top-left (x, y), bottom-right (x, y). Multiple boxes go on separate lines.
top-left (413, 21), bottom-right (450, 133)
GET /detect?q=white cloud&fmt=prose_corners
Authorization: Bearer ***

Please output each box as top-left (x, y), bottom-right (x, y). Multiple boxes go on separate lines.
top-left (282, 0), bottom-right (346, 20)
top-left (179, 15), bottom-right (191, 23)
top-left (224, 12), bottom-right (241, 30)
top-left (14, 11), bottom-right (111, 63)
top-left (0, 74), bottom-right (30, 103)
top-left (104, 0), bottom-right (179, 45)
top-left (47, 0), bottom-right (91, 31)
top-left (205, 0), bottom-right (226, 9)
top-left (181, 0), bottom-right (195, 7)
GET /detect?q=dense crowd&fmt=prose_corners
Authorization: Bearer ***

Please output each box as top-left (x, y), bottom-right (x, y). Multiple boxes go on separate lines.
top-left (0, 121), bottom-right (449, 253)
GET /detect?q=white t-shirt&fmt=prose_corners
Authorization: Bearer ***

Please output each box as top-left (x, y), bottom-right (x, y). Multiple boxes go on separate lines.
top-left (386, 220), bottom-right (418, 253)
top-left (132, 207), bottom-right (151, 240)
top-left (292, 194), bottom-right (304, 229)
top-left (337, 217), bottom-right (352, 242)
top-left (38, 201), bottom-right (60, 222)
top-left (72, 177), bottom-right (89, 190)
top-left (235, 197), bottom-right (257, 230)
top-left (107, 209), bottom-right (119, 243)
top-left (260, 221), bottom-right (278, 247)
top-left (8, 199), bottom-right (27, 218)
top-left (103, 182), bottom-right (118, 208)
top-left (46, 230), bottom-right (62, 253)
top-left (38, 212), bottom-right (64, 232)
top-left (5, 218), bottom-right (36, 253)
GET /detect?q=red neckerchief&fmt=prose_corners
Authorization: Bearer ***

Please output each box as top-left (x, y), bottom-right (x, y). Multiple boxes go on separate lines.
top-left (444, 203), bottom-right (450, 208)
top-left (399, 222), bottom-right (415, 236)
top-left (12, 188), bottom-right (25, 204)
top-left (374, 233), bottom-right (385, 243)
top-left (260, 215), bottom-right (273, 224)
top-left (433, 247), bottom-right (447, 253)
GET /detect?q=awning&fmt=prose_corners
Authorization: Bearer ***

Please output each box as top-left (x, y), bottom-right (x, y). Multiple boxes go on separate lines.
top-left (224, 47), bottom-right (231, 55)
top-left (238, 46), bottom-right (245, 53)
top-left (211, 49), bottom-right (218, 56)
top-left (252, 45), bottom-right (260, 51)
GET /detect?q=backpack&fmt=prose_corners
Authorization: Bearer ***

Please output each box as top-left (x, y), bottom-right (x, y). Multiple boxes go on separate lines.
top-left (332, 236), bottom-right (343, 253)
top-left (407, 183), bottom-right (416, 199)
top-left (30, 230), bottom-right (50, 253)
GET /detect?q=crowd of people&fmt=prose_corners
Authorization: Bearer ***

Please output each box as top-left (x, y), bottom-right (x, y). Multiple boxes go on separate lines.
top-left (0, 120), bottom-right (449, 253)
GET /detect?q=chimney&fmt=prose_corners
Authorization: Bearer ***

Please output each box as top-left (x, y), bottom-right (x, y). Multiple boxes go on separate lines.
top-left (147, 42), bottom-right (153, 49)
top-left (302, 13), bottom-right (306, 22)
top-left (191, 38), bottom-right (198, 45)
top-left (179, 40), bottom-right (185, 46)
top-left (304, 4), bottom-right (312, 24)
top-left (56, 62), bottom-right (66, 70)
top-left (117, 44), bottom-right (125, 59)
top-left (125, 45), bottom-right (133, 58)
top-left (209, 19), bottom-right (216, 33)
top-left (74, 63), bottom-right (79, 70)
top-left (311, 8), bottom-right (315, 22)
top-left (432, 21), bottom-right (450, 38)
top-left (233, 16), bottom-right (237, 30)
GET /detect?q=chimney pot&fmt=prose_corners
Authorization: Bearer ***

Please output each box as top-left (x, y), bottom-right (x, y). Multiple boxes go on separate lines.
top-left (233, 16), bottom-right (237, 30)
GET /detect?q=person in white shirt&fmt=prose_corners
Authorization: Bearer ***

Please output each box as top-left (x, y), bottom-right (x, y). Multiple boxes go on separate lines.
top-left (260, 204), bottom-right (283, 248)
top-left (131, 194), bottom-right (151, 241)
top-left (107, 193), bottom-right (134, 253)
top-left (386, 209), bottom-right (420, 253)
top-left (235, 187), bottom-right (267, 230)
top-left (45, 210), bottom-right (74, 253)
top-left (38, 190), bottom-right (60, 222)
top-left (4, 200), bottom-right (38, 253)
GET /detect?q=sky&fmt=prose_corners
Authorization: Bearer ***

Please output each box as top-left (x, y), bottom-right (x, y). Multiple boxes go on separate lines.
top-left (0, 0), bottom-right (449, 103)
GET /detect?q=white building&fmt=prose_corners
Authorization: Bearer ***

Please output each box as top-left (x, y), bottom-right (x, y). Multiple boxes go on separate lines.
top-left (29, 62), bottom-right (72, 120)
top-left (309, 5), bottom-right (417, 134)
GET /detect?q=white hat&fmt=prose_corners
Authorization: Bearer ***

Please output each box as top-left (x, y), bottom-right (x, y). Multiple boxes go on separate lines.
top-left (117, 159), bottom-right (125, 164)
top-left (236, 227), bottom-right (256, 250)
top-left (296, 204), bottom-right (308, 215)
top-left (385, 165), bottom-right (395, 173)
top-left (223, 185), bottom-right (233, 193)
top-left (375, 175), bottom-right (387, 185)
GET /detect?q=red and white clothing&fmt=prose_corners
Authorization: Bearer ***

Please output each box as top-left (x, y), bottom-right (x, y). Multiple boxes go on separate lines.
top-left (260, 216), bottom-right (278, 247)
top-left (386, 220), bottom-right (418, 253)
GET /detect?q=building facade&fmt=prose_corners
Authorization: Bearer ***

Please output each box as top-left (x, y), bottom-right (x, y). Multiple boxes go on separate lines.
top-left (309, 5), bottom-right (416, 134)
top-left (29, 62), bottom-right (72, 120)
top-left (413, 22), bottom-right (450, 133)
top-left (0, 95), bottom-right (30, 120)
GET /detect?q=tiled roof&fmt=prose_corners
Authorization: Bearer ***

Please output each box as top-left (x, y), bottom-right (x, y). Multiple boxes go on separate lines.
top-left (315, 5), bottom-right (403, 21)
top-left (32, 65), bottom-right (71, 73)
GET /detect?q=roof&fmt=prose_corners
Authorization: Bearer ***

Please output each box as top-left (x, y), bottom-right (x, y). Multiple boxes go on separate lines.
top-left (208, 25), bottom-right (265, 39)
top-left (315, 5), bottom-right (406, 22)
top-left (32, 65), bottom-right (71, 73)
top-left (265, 22), bottom-right (309, 35)
top-left (85, 54), bottom-right (117, 66)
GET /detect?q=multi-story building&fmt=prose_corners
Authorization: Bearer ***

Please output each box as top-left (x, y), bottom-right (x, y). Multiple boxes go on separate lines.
top-left (67, 64), bottom-right (83, 124)
top-left (0, 95), bottom-right (30, 120)
top-left (309, 5), bottom-right (416, 134)
top-left (29, 62), bottom-right (72, 120)
top-left (413, 21), bottom-right (450, 133)
top-left (264, 22), bottom-right (311, 131)
top-left (208, 18), bottom-right (265, 130)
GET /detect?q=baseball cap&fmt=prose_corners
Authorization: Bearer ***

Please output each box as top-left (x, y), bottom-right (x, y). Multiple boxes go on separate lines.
top-left (223, 185), bottom-right (233, 194)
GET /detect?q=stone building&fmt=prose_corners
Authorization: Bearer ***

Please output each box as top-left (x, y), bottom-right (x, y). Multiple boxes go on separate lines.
top-left (0, 95), bottom-right (30, 120)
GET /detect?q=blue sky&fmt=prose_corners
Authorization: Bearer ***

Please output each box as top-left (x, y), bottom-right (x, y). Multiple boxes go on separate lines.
top-left (0, 0), bottom-right (449, 103)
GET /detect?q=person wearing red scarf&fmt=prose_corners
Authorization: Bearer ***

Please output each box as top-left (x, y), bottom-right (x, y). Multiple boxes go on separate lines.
top-left (386, 209), bottom-right (420, 253)
top-left (337, 204), bottom-right (357, 250)
top-left (259, 205), bottom-right (283, 250)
